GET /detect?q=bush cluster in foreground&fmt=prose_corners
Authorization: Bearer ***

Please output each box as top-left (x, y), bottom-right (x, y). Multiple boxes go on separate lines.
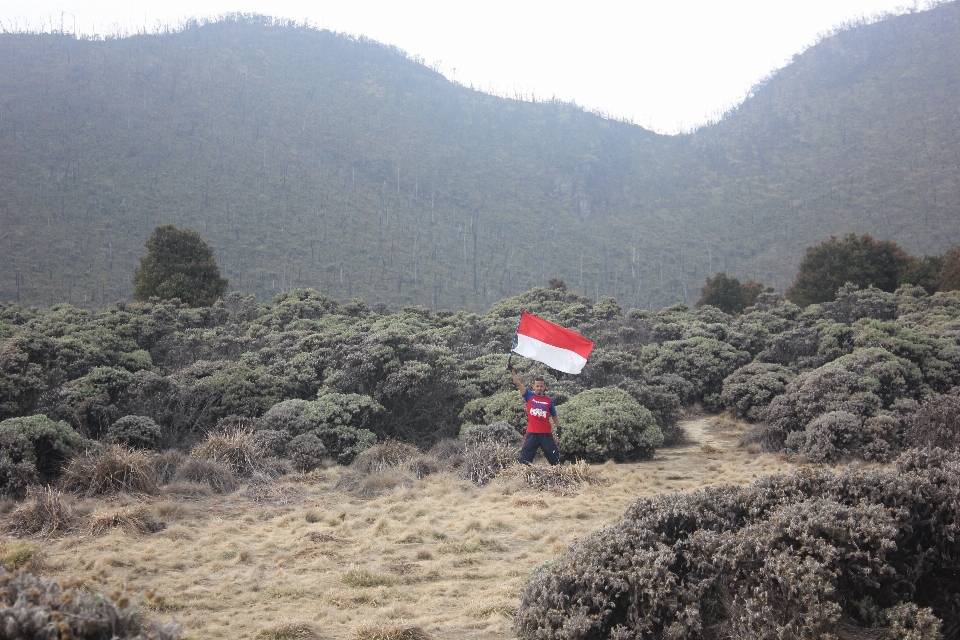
top-left (0, 565), bottom-right (181, 639)
top-left (515, 448), bottom-right (960, 640)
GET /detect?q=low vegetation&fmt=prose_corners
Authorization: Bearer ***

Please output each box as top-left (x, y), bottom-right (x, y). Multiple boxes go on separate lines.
top-left (1, 277), bottom-right (960, 637)
top-left (0, 412), bottom-right (796, 638)
top-left (516, 449), bottom-right (958, 639)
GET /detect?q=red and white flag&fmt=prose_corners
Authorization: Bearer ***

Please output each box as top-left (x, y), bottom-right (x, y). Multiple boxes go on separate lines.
top-left (512, 312), bottom-right (594, 374)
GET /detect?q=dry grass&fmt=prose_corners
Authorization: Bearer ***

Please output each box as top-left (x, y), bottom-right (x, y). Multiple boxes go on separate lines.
top-left (154, 449), bottom-right (186, 485)
top-left (171, 458), bottom-right (239, 494)
top-left (350, 441), bottom-right (421, 475)
top-left (60, 445), bottom-right (159, 496)
top-left (10, 416), bottom-right (811, 639)
top-left (459, 442), bottom-right (516, 486)
top-left (6, 486), bottom-right (77, 537)
top-left (191, 428), bottom-right (263, 476)
top-left (497, 459), bottom-right (609, 494)
top-left (1, 540), bottom-right (42, 569)
top-left (256, 623), bottom-right (322, 639)
top-left (351, 621), bottom-right (431, 640)
top-left (85, 504), bottom-right (165, 536)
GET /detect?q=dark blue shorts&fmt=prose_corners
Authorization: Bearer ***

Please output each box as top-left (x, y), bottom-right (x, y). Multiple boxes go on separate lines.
top-left (518, 432), bottom-right (560, 466)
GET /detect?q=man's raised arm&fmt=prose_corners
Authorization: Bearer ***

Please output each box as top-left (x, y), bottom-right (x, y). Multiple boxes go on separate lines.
top-left (509, 366), bottom-right (526, 393)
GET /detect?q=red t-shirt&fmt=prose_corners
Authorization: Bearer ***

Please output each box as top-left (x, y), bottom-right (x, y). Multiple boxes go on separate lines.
top-left (523, 390), bottom-right (556, 434)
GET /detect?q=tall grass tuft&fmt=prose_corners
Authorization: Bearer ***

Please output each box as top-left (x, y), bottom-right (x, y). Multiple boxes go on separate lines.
top-left (351, 621), bottom-right (431, 640)
top-left (6, 486), bottom-right (76, 537)
top-left (171, 458), bottom-right (239, 494)
top-left (191, 428), bottom-right (263, 476)
top-left (86, 504), bottom-right (164, 536)
top-left (60, 445), bottom-right (158, 496)
top-left (499, 460), bottom-right (608, 493)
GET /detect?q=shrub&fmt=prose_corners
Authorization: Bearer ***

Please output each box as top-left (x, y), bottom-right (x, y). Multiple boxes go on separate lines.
top-left (720, 362), bottom-right (795, 422)
top-left (860, 414), bottom-right (900, 462)
top-left (253, 429), bottom-right (291, 458)
top-left (322, 317), bottom-right (465, 446)
top-left (0, 414), bottom-right (88, 482)
top-left (171, 458), bottom-right (239, 494)
top-left (107, 415), bottom-right (162, 450)
top-left (0, 456), bottom-right (38, 500)
top-left (60, 445), bottom-right (159, 496)
top-left (0, 565), bottom-right (181, 639)
top-left (645, 373), bottom-right (695, 406)
top-left (852, 318), bottom-right (958, 391)
top-left (616, 381), bottom-right (683, 445)
top-left (577, 349), bottom-right (645, 388)
top-left (515, 455), bottom-right (960, 639)
top-left (6, 487), bottom-right (76, 538)
top-left (49, 366), bottom-right (135, 439)
top-left (761, 347), bottom-right (923, 453)
top-left (558, 388), bottom-right (663, 462)
top-left (641, 337), bottom-right (751, 401)
top-left (460, 421), bottom-right (523, 447)
top-left (260, 395), bottom-right (381, 465)
top-left (115, 370), bottom-right (216, 450)
top-left (459, 392), bottom-right (528, 434)
top-left (0, 335), bottom-right (49, 420)
top-left (784, 410), bottom-right (865, 463)
top-left (0, 429), bottom-right (39, 499)
top-left (819, 282), bottom-right (901, 323)
top-left (425, 438), bottom-right (467, 472)
top-left (903, 393), bottom-right (960, 450)
top-left (286, 433), bottom-right (326, 472)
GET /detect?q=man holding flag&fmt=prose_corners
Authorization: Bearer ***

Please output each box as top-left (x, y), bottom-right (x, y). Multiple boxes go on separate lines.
top-left (510, 369), bottom-right (562, 465)
top-left (507, 311), bottom-right (595, 465)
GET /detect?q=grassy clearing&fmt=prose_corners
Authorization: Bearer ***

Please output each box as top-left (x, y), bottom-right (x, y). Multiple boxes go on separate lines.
top-left (0, 416), bottom-right (802, 639)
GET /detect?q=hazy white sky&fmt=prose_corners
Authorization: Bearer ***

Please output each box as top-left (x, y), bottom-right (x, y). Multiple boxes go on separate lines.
top-left (2, 1), bottom-right (922, 133)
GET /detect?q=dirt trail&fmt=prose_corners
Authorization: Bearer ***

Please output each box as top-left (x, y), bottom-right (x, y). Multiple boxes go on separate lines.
top-left (679, 417), bottom-right (723, 447)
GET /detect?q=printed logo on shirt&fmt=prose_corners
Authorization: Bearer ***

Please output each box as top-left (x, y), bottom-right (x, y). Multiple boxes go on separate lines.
top-left (529, 399), bottom-right (551, 419)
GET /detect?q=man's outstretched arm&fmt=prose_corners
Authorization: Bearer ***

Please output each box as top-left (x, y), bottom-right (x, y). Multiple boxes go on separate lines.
top-left (510, 367), bottom-right (526, 393)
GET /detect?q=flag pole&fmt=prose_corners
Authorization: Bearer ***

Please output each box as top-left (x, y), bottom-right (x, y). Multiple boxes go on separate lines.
top-left (506, 314), bottom-right (521, 369)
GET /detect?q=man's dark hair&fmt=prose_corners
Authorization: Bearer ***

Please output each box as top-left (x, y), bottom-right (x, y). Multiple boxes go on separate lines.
top-left (534, 376), bottom-right (546, 383)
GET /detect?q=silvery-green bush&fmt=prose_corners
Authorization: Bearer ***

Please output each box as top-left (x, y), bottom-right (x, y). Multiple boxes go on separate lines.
top-left (558, 388), bottom-right (662, 462)
top-left (761, 347), bottom-right (923, 454)
top-left (106, 415), bottom-right (162, 450)
top-left (260, 394), bottom-right (380, 465)
top-left (641, 336), bottom-right (751, 401)
top-left (286, 433), bottom-right (326, 472)
top-left (721, 362), bottom-right (795, 422)
top-left (459, 392), bottom-right (527, 435)
top-left (516, 450), bottom-right (959, 640)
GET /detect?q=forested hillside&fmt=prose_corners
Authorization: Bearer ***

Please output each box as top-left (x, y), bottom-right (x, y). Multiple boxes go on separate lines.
top-left (1, 2), bottom-right (958, 311)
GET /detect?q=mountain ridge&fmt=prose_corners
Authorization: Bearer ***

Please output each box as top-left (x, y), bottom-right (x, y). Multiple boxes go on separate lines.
top-left (1, 4), bottom-right (958, 311)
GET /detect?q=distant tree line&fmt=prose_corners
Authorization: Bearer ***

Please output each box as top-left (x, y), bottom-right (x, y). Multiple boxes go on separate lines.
top-left (699, 233), bottom-right (960, 312)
